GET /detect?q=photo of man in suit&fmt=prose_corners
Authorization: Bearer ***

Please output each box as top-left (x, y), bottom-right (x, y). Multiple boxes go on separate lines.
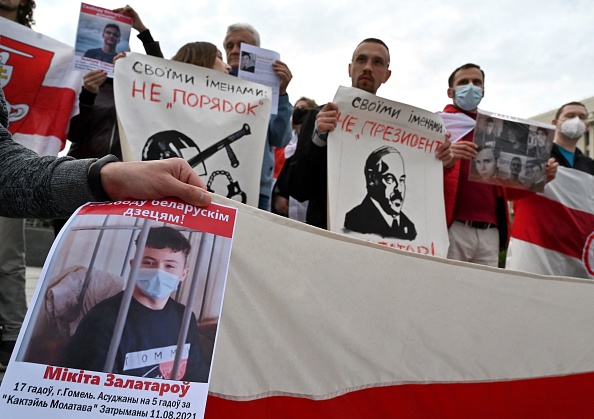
top-left (344, 145), bottom-right (417, 240)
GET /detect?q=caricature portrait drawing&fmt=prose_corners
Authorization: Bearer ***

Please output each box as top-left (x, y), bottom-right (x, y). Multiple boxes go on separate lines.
top-left (344, 145), bottom-right (417, 240)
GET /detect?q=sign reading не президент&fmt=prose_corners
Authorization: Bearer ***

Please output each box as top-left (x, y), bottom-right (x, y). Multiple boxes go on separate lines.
top-left (328, 86), bottom-right (449, 257)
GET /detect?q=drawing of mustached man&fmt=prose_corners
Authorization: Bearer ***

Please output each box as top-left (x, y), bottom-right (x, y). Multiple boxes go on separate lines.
top-left (345, 145), bottom-right (417, 240)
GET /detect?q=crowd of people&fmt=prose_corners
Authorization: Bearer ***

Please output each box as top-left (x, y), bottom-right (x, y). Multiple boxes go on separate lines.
top-left (0, 1), bottom-right (593, 371)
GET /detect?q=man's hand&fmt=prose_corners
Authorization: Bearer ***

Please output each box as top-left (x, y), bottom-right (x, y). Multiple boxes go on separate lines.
top-left (272, 60), bottom-right (292, 95)
top-left (113, 51), bottom-right (127, 65)
top-left (436, 133), bottom-right (455, 168)
top-left (83, 70), bottom-right (108, 94)
top-left (448, 140), bottom-right (478, 167)
top-left (273, 195), bottom-right (289, 216)
top-left (99, 158), bottom-right (212, 207)
top-left (545, 157), bottom-right (559, 184)
top-left (316, 102), bottom-right (339, 134)
top-left (113, 5), bottom-right (147, 32)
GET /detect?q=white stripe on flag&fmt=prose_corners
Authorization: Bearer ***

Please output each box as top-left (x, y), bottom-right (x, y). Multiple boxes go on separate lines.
top-left (506, 237), bottom-right (593, 279)
top-left (541, 166), bottom-right (594, 211)
top-left (210, 196), bottom-right (594, 399)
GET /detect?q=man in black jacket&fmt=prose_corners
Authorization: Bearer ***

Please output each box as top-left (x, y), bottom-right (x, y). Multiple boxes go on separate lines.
top-left (288, 38), bottom-right (392, 229)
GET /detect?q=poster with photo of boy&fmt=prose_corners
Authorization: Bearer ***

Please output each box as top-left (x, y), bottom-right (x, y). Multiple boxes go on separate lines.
top-left (73, 3), bottom-right (132, 77)
top-left (0, 199), bottom-right (236, 418)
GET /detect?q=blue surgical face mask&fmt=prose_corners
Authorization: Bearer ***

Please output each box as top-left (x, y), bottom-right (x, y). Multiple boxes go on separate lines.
top-left (136, 268), bottom-right (180, 299)
top-left (454, 84), bottom-right (483, 111)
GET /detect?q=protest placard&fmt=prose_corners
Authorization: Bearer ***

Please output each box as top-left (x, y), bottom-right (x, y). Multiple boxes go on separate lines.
top-left (0, 199), bottom-right (236, 419)
top-left (114, 53), bottom-right (272, 208)
top-left (471, 110), bottom-right (555, 192)
top-left (327, 86), bottom-right (449, 257)
top-left (73, 3), bottom-right (132, 77)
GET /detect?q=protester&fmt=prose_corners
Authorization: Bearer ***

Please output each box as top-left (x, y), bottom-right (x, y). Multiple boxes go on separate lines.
top-left (223, 23), bottom-right (293, 210)
top-left (507, 101), bottom-right (592, 277)
top-left (272, 96), bottom-right (318, 219)
top-left (172, 42), bottom-right (231, 73)
top-left (0, 0), bottom-right (35, 27)
top-left (0, 0), bottom-right (36, 367)
top-left (0, 87), bottom-right (212, 218)
top-left (289, 38), bottom-right (452, 229)
top-left (443, 63), bottom-right (557, 267)
top-left (53, 5), bottom-right (164, 237)
top-left (68, 5), bottom-right (162, 162)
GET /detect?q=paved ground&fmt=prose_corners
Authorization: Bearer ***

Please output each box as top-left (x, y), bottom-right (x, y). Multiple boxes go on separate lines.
top-left (0, 266), bottom-right (42, 383)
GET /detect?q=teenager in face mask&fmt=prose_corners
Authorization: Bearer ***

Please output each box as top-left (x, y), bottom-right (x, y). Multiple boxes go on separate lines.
top-left (62, 227), bottom-right (209, 382)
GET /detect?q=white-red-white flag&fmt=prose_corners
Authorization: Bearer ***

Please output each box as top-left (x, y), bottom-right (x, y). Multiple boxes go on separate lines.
top-left (0, 18), bottom-right (81, 156)
top-left (507, 166), bottom-right (594, 278)
top-left (204, 196), bottom-right (594, 418)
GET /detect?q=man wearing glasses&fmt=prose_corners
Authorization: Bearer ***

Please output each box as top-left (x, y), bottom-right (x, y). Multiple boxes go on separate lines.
top-left (288, 38), bottom-right (392, 229)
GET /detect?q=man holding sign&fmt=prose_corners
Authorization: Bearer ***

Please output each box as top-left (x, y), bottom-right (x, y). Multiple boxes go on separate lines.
top-left (289, 38), bottom-right (393, 229)
top-left (223, 23), bottom-right (293, 211)
top-left (0, 0), bottom-right (36, 368)
top-left (442, 64), bottom-right (558, 267)
top-left (290, 39), bottom-right (452, 229)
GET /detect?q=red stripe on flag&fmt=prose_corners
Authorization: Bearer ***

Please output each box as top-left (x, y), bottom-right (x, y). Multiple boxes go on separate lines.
top-left (512, 194), bottom-right (594, 259)
top-left (206, 371), bottom-right (594, 418)
top-left (11, 85), bottom-right (76, 143)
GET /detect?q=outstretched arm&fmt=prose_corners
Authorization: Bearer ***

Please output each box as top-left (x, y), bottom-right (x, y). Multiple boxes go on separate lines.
top-left (100, 158), bottom-right (211, 207)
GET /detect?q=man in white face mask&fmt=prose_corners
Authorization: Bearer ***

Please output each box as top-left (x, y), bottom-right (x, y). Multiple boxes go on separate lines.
top-left (506, 102), bottom-right (593, 278)
top-left (63, 227), bottom-right (209, 382)
top-left (549, 102), bottom-right (593, 172)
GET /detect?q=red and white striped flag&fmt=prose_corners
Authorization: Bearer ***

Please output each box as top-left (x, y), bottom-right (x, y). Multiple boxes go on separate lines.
top-left (204, 197), bottom-right (594, 418)
top-left (0, 18), bottom-right (81, 156)
top-left (507, 166), bottom-right (594, 279)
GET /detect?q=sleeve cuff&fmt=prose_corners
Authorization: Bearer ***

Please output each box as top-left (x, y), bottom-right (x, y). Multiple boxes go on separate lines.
top-left (137, 29), bottom-right (155, 44)
top-left (311, 121), bottom-right (328, 147)
top-left (79, 88), bottom-right (97, 106)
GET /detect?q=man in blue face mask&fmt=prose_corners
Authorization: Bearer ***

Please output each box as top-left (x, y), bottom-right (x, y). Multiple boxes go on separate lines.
top-left (441, 63), bottom-right (510, 267)
top-left (63, 227), bottom-right (209, 382)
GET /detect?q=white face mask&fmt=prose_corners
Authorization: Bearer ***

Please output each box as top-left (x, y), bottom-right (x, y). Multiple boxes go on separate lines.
top-left (560, 116), bottom-right (586, 140)
top-left (136, 268), bottom-right (180, 299)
